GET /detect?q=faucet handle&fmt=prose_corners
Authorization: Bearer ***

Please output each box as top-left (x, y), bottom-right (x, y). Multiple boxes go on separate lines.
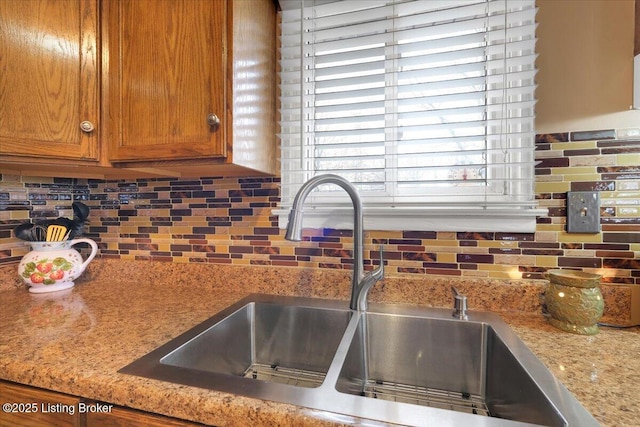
top-left (451, 287), bottom-right (468, 320)
top-left (355, 245), bottom-right (385, 312)
top-left (374, 244), bottom-right (385, 277)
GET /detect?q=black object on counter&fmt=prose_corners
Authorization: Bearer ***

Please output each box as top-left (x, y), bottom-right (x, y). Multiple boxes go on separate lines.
top-left (13, 202), bottom-right (90, 242)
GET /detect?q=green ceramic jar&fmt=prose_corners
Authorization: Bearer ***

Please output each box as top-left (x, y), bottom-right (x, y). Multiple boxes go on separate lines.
top-left (545, 269), bottom-right (604, 335)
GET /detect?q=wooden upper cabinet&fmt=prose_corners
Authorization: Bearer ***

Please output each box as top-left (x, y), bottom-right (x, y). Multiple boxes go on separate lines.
top-left (0, 0), bottom-right (275, 178)
top-left (105, 0), bottom-right (227, 162)
top-left (0, 0), bottom-right (99, 161)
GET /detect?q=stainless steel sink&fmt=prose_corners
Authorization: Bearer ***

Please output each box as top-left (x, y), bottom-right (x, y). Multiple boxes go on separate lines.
top-left (161, 300), bottom-right (351, 387)
top-left (336, 313), bottom-right (565, 426)
top-left (120, 294), bottom-right (599, 426)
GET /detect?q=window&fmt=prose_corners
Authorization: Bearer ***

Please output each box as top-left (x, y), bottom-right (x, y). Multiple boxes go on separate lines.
top-left (275, 0), bottom-right (546, 232)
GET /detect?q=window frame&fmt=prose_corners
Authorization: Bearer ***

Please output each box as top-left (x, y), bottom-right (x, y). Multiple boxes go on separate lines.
top-left (275, 0), bottom-right (546, 232)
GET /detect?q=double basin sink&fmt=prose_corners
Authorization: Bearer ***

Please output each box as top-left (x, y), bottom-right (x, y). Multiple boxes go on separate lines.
top-left (120, 294), bottom-right (599, 426)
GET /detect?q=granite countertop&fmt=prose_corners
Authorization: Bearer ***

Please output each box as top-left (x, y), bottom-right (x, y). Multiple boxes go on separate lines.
top-left (1, 262), bottom-right (639, 426)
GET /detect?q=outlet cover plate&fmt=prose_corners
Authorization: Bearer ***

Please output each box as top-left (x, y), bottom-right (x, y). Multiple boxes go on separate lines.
top-left (566, 191), bottom-right (600, 233)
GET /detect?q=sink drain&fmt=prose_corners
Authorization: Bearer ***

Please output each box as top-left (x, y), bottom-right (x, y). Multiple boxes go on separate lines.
top-left (242, 363), bottom-right (325, 388)
top-left (361, 380), bottom-right (491, 417)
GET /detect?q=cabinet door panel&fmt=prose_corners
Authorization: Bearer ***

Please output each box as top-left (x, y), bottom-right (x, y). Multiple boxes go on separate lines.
top-left (0, 0), bottom-right (99, 160)
top-left (0, 382), bottom-right (81, 427)
top-left (86, 405), bottom-right (201, 426)
top-left (107, 0), bottom-right (226, 162)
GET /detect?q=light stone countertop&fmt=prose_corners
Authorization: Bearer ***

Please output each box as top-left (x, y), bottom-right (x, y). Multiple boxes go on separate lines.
top-left (0, 260), bottom-right (639, 426)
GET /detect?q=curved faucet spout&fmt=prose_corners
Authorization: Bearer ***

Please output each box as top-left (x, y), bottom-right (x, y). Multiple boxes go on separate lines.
top-left (284, 174), bottom-right (382, 311)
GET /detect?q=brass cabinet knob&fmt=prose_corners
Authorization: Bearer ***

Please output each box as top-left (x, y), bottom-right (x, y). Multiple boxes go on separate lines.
top-left (206, 113), bottom-right (220, 131)
top-left (80, 121), bottom-right (95, 133)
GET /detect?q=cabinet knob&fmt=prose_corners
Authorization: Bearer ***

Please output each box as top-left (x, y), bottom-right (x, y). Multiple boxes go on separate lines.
top-left (206, 113), bottom-right (220, 131)
top-left (80, 121), bottom-right (95, 133)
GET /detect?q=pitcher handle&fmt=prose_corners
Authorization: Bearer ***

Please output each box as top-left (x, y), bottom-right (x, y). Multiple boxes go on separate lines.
top-left (68, 238), bottom-right (98, 272)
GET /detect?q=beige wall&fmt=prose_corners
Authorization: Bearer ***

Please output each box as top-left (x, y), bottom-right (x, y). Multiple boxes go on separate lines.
top-left (535, 0), bottom-right (640, 133)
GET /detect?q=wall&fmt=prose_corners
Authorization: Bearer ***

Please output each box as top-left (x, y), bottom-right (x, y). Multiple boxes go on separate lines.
top-left (1, 1), bottom-right (639, 287)
top-left (535, 0), bottom-right (640, 133)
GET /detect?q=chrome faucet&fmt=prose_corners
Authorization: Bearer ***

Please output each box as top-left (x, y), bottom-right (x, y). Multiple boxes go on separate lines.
top-left (284, 174), bottom-right (384, 311)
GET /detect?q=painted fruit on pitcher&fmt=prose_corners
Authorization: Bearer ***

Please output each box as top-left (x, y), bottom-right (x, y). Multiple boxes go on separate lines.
top-left (22, 257), bottom-right (73, 285)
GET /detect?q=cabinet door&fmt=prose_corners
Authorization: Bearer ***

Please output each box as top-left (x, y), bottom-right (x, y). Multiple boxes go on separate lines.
top-left (0, 382), bottom-right (81, 427)
top-left (0, 0), bottom-right (99, 160)
top-left (86, 405), bottom-right (202, 427)
top-left (106, 0), bottom-right (226, 162)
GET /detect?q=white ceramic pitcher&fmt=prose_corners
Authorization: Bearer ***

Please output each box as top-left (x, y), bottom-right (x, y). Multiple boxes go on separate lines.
top-left (18, 238), bottom-right (98, 293)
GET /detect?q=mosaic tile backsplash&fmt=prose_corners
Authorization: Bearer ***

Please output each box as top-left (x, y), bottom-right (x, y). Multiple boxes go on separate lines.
top-left (1, 129), bottom-right (639, 284)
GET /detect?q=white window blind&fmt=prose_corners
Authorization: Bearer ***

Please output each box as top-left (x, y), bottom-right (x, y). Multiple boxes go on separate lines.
top-left (276, 0), bottom-right (546, 232)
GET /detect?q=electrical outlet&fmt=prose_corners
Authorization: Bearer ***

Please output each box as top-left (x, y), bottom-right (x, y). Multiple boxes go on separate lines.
top-left (566, 191), bottom-right (600, 233)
